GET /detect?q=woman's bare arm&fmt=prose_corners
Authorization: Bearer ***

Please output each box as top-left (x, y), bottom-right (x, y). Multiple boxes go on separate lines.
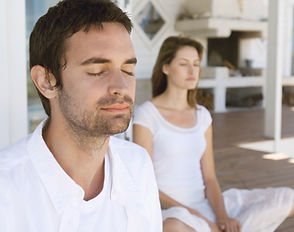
top-left (201, 125), bottom-right (241, 232)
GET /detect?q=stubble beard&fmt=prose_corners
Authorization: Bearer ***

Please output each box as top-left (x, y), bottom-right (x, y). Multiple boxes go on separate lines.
top-left (58, 88), bottom-right (133, 140)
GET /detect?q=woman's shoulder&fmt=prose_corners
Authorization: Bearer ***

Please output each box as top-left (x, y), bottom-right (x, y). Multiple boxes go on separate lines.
top-left (135, 100), bottom-right (154, 113)
top-left (196, 104), bottom-right (211, 114)
top-left (137, 100), bottom-right (152, 107)
top-left (133, 100), bottom-right (157, 122)
top-left (133, 100), bottom-right (159, 134)
top-left (196, 104), bottom-right (212, 128)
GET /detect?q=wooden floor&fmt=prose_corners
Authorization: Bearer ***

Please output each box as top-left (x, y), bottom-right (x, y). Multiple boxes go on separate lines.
top-left (213, 106), bottom-right (294, 231)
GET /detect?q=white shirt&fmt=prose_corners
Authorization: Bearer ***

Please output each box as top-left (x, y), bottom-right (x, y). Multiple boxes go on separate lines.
top-left (74, 153), bottom-right (127, 232)
top-left (133, 101), bottom-right (212, 206)
top-left (0, 122), bottom-right (162, 232)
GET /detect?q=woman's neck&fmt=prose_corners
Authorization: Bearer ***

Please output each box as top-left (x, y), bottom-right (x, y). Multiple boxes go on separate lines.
top-left (155, 88), bottom-right (190, 110)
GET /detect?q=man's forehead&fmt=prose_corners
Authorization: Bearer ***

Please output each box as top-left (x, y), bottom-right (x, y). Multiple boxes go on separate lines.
top-left (63, 23), bottom-right (135, 63)
top-left (68, 23), bottom-right (130, 42)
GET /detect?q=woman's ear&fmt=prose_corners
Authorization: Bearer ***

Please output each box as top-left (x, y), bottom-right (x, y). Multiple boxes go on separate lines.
top-left (31, 65), bottom-right (58, 99)
top-left (162, 64), bottom-right (169, 76)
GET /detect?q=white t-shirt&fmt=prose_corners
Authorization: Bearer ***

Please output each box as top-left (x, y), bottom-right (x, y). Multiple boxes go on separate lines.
top-left (133, 101), bottom-right (212, 206)
top-left (73, 154), bottom-right (127, 232)
top-left (0, 121), bottom-right (162, 232)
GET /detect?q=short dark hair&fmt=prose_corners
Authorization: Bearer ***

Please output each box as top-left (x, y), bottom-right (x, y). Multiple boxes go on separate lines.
top-left (29, 0), bottom-right (132, 116)
top-left (151, 36), bottom-right (203, 108)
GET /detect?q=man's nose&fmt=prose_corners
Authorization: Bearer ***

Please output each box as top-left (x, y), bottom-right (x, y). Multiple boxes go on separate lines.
top-left (108, 69), bottom-right (129, 96)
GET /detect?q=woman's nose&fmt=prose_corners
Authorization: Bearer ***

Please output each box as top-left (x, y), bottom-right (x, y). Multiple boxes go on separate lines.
top-left (188, 64), bottom-right (195, 75)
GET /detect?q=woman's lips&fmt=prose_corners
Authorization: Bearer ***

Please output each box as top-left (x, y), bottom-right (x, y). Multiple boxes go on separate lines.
top-left (186, 77), bottom-right (196, 81)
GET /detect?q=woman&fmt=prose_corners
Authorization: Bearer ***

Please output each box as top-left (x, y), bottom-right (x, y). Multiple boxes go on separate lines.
top-left (132, 36), bottom-right (294, 232)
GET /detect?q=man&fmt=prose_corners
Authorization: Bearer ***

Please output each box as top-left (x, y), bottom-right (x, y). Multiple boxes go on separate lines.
top-left (0, 0), bottom-right (162, 231)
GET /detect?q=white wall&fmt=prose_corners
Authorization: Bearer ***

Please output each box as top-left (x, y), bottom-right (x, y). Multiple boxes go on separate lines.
top-left (0, 0), bottom-right (28, 149)
top-left (239, 38), bottom-right (267, 68)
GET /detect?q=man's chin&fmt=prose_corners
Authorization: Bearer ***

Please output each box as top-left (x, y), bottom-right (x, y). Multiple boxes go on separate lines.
top-left (102, 117), bottom-right (131, 135)
top-left (109, 122), bottom-right (130, 135)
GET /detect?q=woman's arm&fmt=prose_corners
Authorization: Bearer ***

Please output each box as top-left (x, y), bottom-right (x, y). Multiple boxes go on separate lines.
top-left (201, 125), bottom-right (241, 232)
top-left (133, 124), bottom-right (153, 156)
top-left (133, 124), bottom-right (220, 231)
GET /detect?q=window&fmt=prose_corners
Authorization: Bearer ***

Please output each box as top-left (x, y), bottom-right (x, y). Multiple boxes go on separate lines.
top-left (135, 1), bottom-right (165, 40)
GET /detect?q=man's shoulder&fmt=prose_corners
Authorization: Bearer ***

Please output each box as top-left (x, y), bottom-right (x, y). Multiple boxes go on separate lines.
top-left (109, 136), bottom-right (152, 168)
top-left (109, 136), bottom-right (157, 194)
top-left (0, 136), bottom-right (31, 172)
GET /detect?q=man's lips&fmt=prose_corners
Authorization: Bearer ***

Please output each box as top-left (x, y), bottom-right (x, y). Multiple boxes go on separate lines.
top-left (101, 103), bottom-right (130, 112)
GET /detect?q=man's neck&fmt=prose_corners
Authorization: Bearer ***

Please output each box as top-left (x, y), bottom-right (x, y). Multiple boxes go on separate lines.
top-left (42, 119), bottom-right (109, 200)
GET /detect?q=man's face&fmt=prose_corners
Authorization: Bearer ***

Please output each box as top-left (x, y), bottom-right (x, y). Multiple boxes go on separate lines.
top-left (56, 23), bottom-right (136, 137)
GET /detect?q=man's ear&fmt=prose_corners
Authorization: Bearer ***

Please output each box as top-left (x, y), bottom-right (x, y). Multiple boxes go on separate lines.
top-left (31, 65), bottom-right (58, 99)
top-left (162, 64), bottom-right (169, 75)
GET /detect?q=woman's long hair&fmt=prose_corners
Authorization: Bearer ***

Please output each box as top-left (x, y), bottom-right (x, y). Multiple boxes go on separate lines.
top-left (151, 36), bottom-right (203, 108)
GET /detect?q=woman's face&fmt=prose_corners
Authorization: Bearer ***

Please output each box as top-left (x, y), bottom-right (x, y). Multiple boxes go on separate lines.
top-left (163, 45), bottom-right (200, 90)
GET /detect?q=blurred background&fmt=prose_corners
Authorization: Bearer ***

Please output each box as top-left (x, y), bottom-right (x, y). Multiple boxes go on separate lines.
top-left (1, 0), bottom-right (294, 154)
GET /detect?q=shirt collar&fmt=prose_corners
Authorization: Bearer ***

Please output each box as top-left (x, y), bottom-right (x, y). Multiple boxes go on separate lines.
top-left (27, 121), bottom-right (142, 215)
top-left (108, 137), bottom-right (139, 200)
top-left (27, 121), bottom-right (84, 214)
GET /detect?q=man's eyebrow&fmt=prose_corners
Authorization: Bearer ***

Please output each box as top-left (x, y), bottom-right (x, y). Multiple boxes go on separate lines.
top-left (125, 58), bottom-right (137, 65)
top-left (80, 57), bottom-right (137, 65)
top-left (81, 58), bottom-right (110, 65)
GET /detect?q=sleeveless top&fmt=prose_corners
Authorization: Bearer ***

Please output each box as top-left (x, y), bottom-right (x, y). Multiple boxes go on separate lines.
top-left (133, 101), bottom-right (212, 206)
